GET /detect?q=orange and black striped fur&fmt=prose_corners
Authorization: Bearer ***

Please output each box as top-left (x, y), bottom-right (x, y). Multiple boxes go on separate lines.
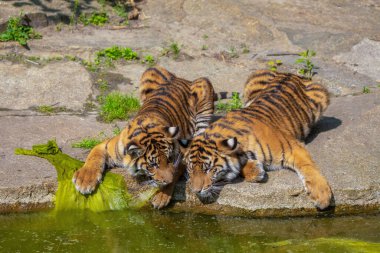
top-left (180, 70), bottom-right (332, 209)
top-left (73, 66), bottom-right (214, 209)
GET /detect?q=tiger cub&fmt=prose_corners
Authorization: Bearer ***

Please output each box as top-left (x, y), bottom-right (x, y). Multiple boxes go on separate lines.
top-left (73, 66), bottom-right (215, 209)
top-left (180, 70), bottom-right (332, 210)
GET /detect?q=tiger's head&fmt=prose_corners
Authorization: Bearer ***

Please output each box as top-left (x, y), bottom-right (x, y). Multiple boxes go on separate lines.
top-left (118, 116), bottom-right (181, 188)
top-left (179, 134), bottom-right (243, 202)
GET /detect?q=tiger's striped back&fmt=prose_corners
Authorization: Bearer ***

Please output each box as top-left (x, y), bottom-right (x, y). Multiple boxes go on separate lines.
top-left (243, 70), bottom-right (329, 140)
top-left (139, 67), bottom-right (214, 138)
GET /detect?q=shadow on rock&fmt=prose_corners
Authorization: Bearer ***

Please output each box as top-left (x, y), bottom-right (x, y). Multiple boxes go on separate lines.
top-left (306, 116), bottom-right (342, 144)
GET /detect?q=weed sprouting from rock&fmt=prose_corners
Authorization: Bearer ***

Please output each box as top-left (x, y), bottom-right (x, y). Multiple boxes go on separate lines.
top-left (0, 16), bottom-right (42, 46)
top-left (216, 92), bottom-right (242, 113)
top-left (267, 59), bottom-right (282, 71)
top-left (295, 49), bottom-right (316, 79)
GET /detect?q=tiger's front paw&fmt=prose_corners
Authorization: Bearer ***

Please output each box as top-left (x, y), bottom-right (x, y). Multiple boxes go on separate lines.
top-left (306, 177), bottom-right (332, 210)
top-left (151, 190), bottom-right (172, 209)
top-left (241, 160), bottom-right (266, 182)
top-left (72, 166), bottom-right (103, 195)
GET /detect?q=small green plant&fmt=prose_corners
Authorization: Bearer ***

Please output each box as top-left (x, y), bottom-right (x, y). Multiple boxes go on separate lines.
top-left (267, 59), bottom-right (282, 71)
top-left (26, 56), bottom-right (41, 62)
top-left (55, 23), bottom-right (63, 32)
top-left (70, 0), bottom-right (80, 25)
top-left (112, 126), bottom-right (122, 136)
top-left (161, 42), bottom-right (181, 59)
top-left (72, 132), bottom-right (106, 149)
top-left (228, 46), bottom-right (239, 58)
top-left (202, 34), bottom-right (209, 39)
top-left (65, 55), bottom-right (77, 61)
top-left (216, 92), bottom-right (242, 113)
top-left (79, 12), bottom-right (109, 26)
top-left (0, 16), bottom-right (42, 46)
top-left (295, 49), bottom-right (316, 79)
top-left (241, 44), bottom-right (250, 54)
top-left (95, 46), bottom-right (139, 66)
top-left (113, 4), bottom-right (128, 18)
top-left (97, 79), bottom-right (110, 93)
top-left (72, 137), bottom-right (103, 149)
top-left (81, 60), bottom-right (99, 72)
top-left (37, 105), bottom-right (55, 114)
top-left (169, 42), bottom-right (181, 59)
top-left (142, 54), bottom-right (155, 66)
top-left (242, 47), bottom-right (250, 54)
top-left (362, 86), bottom-right (371, 94)
top-left (201, 45), bottom-right (208, 50)
top-left (100, 91), bottom-right (140, 122)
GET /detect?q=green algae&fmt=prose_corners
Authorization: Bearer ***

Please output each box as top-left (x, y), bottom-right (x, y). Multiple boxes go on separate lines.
top-left (266, 238), bottom-right (380, 253)
top-left (15, 140), bottom-right (157, 212)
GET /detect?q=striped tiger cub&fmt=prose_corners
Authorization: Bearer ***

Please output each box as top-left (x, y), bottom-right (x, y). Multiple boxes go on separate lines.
top-left (179, 70), bottom-right (332, 210)
top-left (73, 66), bottom-right (215, 209)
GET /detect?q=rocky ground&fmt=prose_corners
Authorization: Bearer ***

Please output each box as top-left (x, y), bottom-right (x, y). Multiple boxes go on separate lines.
top-left (0, 0), bottom-right (379, 216)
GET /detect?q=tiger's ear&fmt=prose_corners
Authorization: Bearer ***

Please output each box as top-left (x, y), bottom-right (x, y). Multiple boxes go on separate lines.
top-left (164, 126), bottom-right (179, 138)
top-left (219, 137), bottom-right (238, 153)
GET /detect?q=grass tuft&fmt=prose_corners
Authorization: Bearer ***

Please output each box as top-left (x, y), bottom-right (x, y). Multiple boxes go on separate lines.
top-left (99, 91), bottom-right (140, 122)
top-left (95, 46), bottom-right (138, 66)
top-left (72, 136), bottom-right (104, 149)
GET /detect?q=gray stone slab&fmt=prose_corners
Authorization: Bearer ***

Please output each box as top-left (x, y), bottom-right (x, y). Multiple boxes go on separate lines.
top-left (0, 61), bottom-right (92, 111)
top-left (334, 39), bottom-right (380, 82)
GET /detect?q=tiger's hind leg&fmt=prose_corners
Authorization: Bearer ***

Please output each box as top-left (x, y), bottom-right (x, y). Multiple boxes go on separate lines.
top-left (305, 82), bottom-right (330, 124)
top-left (190, 78), bottom-right (215, 136)
top-left (284, 140), bottom-right (332, 209)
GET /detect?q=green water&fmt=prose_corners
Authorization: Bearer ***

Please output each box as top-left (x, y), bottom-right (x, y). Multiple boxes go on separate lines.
top-left (1, 211), bottom-right (379, 253)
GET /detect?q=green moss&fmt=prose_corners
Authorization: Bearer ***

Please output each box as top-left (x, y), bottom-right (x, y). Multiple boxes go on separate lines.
top-left (15, 140), bottom-right (157, 212)
top-left (100, 91), bottom-right (140, 122)
top-left (0, 16), bottom-right (42, 46)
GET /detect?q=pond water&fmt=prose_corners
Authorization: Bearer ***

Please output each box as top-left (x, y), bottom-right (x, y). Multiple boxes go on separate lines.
top-left (1, 210), bottom-right (379, 253)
